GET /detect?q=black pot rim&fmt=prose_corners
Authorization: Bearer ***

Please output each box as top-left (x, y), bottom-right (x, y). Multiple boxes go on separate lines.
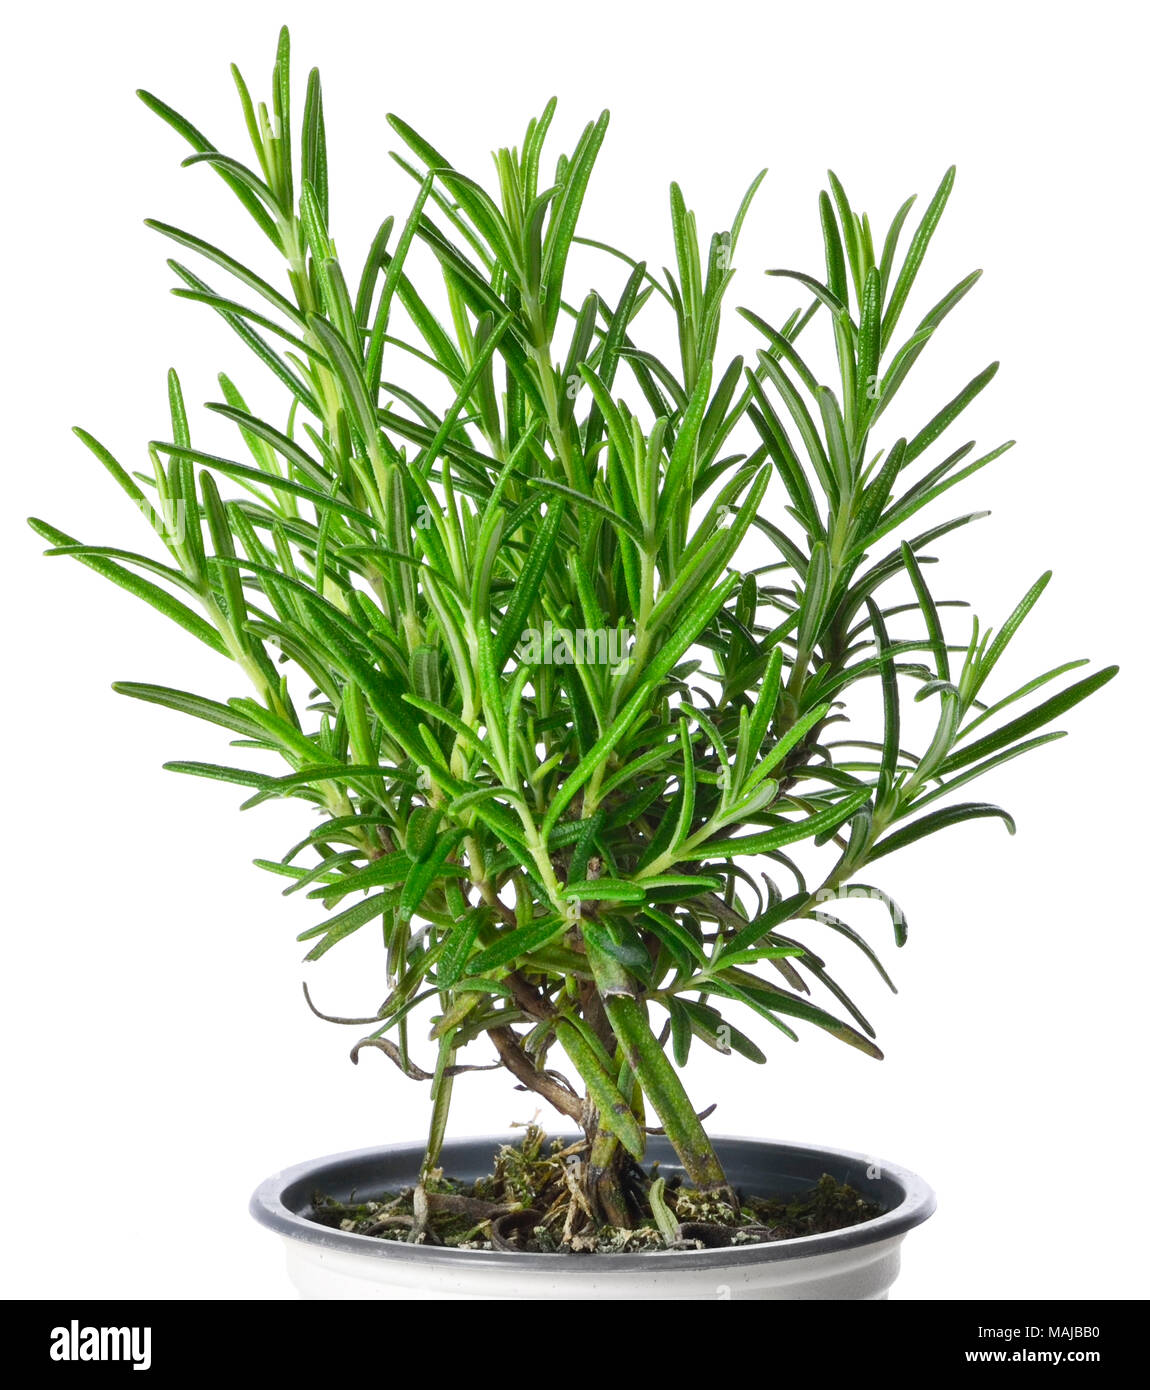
top-left (250, 1133), bottom-right (936, 1273)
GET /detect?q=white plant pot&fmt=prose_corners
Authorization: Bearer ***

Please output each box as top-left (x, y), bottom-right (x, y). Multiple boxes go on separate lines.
top-left (251, 1134), bottom-right (934, 1300)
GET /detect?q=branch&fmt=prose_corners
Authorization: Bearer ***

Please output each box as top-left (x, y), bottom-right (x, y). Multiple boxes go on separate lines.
top-left (489, 1026), bottom-right (584, 1123)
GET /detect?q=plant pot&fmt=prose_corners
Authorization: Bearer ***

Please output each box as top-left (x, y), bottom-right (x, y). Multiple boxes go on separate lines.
top-left (250, 1134), bottom-right (935, 1300)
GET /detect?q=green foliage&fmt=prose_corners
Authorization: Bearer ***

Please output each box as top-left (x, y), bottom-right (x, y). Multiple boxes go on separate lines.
top-left (36, 28), bottom-right (1115, 1207)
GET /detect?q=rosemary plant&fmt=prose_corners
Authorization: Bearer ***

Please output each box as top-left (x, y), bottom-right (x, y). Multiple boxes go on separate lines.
top-left (34, 28), bottom-right (1115, 1232)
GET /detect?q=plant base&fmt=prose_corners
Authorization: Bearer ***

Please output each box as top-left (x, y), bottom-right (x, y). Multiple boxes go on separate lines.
top-left (311, 1125), bottom-right (881, 1253)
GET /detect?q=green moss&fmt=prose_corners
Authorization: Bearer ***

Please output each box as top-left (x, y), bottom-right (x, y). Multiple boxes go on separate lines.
top-left (311, 1128), bottom-right (883, 1253)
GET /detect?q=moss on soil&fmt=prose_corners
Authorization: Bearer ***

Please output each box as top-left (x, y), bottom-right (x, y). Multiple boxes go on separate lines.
top-left (311, 1126), bottom-right (881, 1253)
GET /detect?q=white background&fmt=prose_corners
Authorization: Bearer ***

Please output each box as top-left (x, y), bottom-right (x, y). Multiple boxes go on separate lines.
top-left (3, 0), bottom-right (1146, 1300)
